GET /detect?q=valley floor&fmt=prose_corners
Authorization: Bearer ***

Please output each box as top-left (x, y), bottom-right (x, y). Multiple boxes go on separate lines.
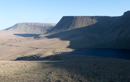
top-left (0, 31), bottom-right (130, 82)
top-left (0, 31), bottom-right (71, 60)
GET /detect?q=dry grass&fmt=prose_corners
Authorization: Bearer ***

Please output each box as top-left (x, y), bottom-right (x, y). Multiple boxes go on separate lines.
top-left (0, 31), bottom-right (71, 60)
top-left (0, 60), bottom-right (86, 82)
top-left (0, 55), bottom-right (130, 82)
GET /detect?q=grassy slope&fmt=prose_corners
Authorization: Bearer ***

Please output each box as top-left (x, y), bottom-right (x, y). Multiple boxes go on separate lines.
top-left (0, 55), bottom-right (130, 82)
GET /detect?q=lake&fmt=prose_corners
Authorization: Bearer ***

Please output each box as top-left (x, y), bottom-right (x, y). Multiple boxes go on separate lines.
top-left (61, 49), bottom-right (130, 60)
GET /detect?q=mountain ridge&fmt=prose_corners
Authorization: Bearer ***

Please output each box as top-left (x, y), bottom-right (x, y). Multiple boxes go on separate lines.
top-left (47, 16), bottom-right (119, 34)
top-left (5, 23), bottom-right (56, 34)
top-left (46, 11), bottom-right (130, 49)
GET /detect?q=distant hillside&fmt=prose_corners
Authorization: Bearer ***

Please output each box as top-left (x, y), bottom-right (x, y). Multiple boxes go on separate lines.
top-left (5, 23), bottom-right (56, 34)
top-left (46, 11), bottom-right (130, 49)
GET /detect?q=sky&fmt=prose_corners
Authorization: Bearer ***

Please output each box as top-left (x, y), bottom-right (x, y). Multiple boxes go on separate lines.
top-left (0, 0), bottom-right (130, 30)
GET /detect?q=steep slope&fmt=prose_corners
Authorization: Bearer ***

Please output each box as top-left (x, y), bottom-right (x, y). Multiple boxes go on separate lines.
top-left (100, 11), bottom-right (130, 49)
top-left (47, 16), bottom-right (118, 34)
top-left (5, 23), bottom-right (56, 34)
top-left (46, 11), bottom-right (130, 49)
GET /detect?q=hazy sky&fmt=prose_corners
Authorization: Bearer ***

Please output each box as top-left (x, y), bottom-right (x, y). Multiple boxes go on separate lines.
top-left (0, 0), bottom-right (129, 30)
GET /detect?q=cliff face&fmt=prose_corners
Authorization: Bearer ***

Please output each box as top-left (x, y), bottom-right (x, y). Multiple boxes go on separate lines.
top-left (122, 11), bottom-right (130, 18)
top-left (46, 11), bottom-right (130, 49)
top-left (47, 16), bottom-right (117, 34)
top-left (100, 11), bottom-right (130, 49)
top-left (48, 16), bottom-right (97, 34)
top-left (5, 23), bottom-right (56, 34)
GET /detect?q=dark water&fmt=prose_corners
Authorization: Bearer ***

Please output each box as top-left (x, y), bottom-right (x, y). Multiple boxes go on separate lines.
top-left (61, 49), bottom-right (130, 60)
top-left (14, 34), bottom-right (40, 37)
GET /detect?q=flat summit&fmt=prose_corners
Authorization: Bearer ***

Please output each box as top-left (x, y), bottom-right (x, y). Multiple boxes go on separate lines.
top-left (46, 11), bottom-right (130, 49)
top-left (47, 16), bottom-right (117, 34)
top-left (5, 23), bottom-right (56, 34)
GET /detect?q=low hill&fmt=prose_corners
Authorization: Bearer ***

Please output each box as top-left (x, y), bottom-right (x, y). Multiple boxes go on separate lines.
top-left (5, 23), bottom-right (56, 34)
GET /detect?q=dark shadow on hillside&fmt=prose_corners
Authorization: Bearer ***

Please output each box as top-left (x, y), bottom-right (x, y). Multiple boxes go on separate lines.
top-left (45, 17), bottom-right (119, 49)
top-left (15, 54), bottom-right (62, 61)
top-left (45, 25), bottom-right (130, 60)
top-left (44, 16), bottom-right (130, 60)
top-left (15, 54), bottom-right (130, 81)
top-left (14, 33), bottom-right (40, 37)
top-left (14, 54), bottom-right (100, 81)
